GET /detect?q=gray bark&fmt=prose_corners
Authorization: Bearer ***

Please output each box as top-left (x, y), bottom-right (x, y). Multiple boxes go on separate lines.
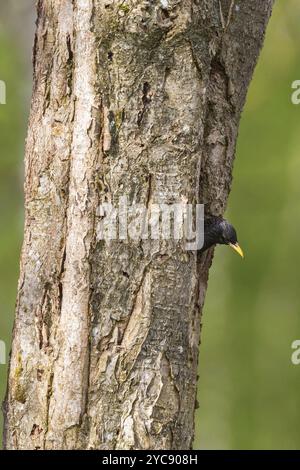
top-left (3, 0), bottom-right (273, 450)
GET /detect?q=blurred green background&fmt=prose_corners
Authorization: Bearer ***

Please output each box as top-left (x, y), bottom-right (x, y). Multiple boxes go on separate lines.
top-left (1, 1), bottom-right (300, 450)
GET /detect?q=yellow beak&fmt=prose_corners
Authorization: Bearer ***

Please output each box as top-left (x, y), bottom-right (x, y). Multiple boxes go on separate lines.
top-left (229, 242), bottom-right (244, 259)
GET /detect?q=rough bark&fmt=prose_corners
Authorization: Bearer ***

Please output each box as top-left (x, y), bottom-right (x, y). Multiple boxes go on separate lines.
top-left (3, 0), bottom-right (273, 450)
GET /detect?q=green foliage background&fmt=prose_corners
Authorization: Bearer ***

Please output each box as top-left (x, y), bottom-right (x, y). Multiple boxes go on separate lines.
top-left (1, 1), bottom-right (300, 449)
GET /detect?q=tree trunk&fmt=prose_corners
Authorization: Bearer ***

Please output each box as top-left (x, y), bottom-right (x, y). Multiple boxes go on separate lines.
top-left (3, 0), bottom-right (273, 450)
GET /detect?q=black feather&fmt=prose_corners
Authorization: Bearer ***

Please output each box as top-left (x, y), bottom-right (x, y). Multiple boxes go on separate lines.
top-left (199, 216), bottom-right (238, 253)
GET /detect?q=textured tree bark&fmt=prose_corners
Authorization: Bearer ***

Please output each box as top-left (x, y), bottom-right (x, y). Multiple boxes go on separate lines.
top-left (3, 0), bottom-right (274, 450)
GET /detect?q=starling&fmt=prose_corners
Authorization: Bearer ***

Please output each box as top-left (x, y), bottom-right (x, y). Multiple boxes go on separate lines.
top-left (200, 216), bottom-right (244, 258)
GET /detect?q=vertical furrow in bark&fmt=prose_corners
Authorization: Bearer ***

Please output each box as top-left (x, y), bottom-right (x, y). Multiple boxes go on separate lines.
top-left (45, 0), bottom-right (99, 450)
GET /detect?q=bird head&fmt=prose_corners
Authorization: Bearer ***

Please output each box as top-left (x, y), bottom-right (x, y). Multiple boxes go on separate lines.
top-left (218, 219), bottom-right (244, 258)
